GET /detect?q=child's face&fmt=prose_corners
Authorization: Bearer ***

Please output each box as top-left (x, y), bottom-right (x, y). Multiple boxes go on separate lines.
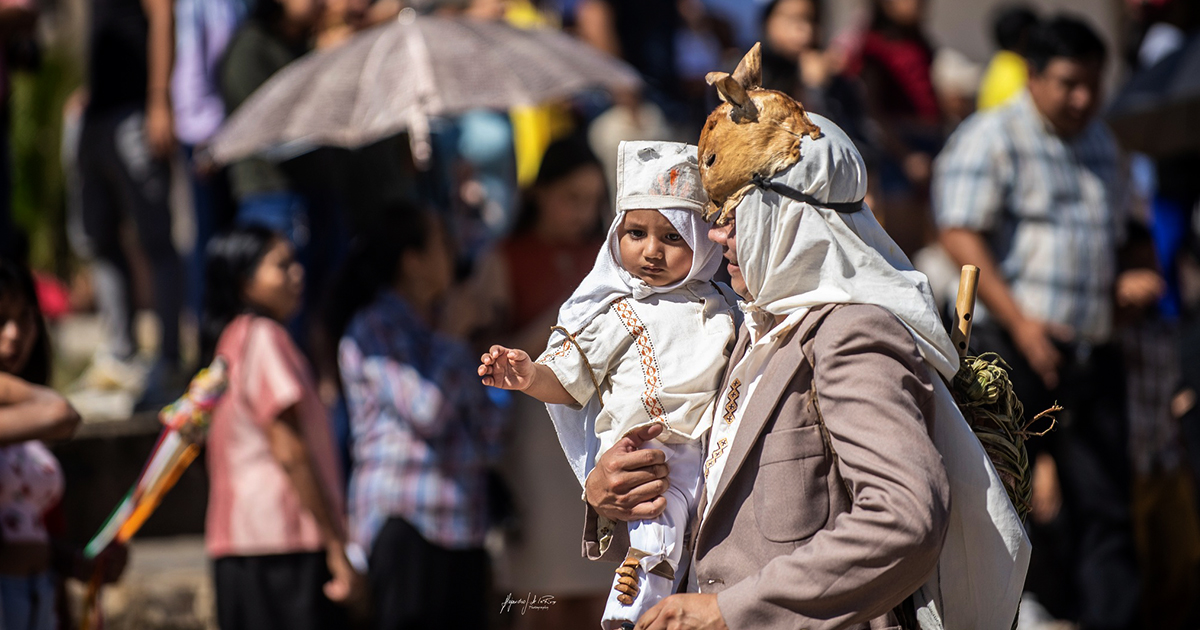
top-left (244, 238), bottom-right (304, 322)
top-left (617, 209), bottom-right (693, 287)
top-left (0, 292), bottom-right (37, 376)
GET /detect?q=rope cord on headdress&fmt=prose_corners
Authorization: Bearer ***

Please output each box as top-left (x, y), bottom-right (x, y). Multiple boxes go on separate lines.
top-left (749, 173), bottom-right (863, 214)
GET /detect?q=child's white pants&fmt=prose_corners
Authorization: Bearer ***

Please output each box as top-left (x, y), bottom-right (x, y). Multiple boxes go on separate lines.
top-left (600, 439), bottom-right (704, 629)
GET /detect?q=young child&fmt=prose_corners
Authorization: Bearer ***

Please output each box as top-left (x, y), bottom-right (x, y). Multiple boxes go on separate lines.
top-left (479, 141), bottom-right (737, 628)
top-left (202, 227), bottom-right (359, 630)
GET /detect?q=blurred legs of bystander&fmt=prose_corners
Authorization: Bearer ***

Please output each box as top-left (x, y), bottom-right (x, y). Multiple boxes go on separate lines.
top-left (74, 107), bottom-right (184, 404)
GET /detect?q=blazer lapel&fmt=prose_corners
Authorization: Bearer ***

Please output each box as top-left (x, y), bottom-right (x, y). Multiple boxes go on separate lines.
top-left (704, 305), bottom-right (837, 518)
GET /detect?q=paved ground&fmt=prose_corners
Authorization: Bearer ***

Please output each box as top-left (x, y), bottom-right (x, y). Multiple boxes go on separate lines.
top-left (66, 536), bottom-right (214, 630)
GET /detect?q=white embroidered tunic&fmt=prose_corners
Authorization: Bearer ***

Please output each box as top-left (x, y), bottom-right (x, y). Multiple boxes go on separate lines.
top-left (537, 281), bottom-right (735, 456)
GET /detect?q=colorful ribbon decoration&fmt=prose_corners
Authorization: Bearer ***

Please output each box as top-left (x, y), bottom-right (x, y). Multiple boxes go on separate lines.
top-left (80, 357), bottom-right (229, 630)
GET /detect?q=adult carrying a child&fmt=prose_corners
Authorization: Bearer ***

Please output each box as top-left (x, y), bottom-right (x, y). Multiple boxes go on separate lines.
top-left (584, 45), bottom-right (1029, 630)
top-left (479, 141), bottom-right (738, 629)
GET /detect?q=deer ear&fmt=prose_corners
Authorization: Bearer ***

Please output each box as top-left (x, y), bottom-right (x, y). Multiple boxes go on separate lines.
top-left (732, 43), bottom-right (762, 90)
top-left (706, 72), bottom-right (749, 109)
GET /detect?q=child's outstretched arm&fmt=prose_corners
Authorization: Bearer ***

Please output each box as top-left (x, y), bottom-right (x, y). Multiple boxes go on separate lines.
top-left (478, 345), bottom-right (576, 405)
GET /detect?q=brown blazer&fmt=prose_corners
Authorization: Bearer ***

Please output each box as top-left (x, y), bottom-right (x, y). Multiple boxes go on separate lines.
top-left (584, 304), bottom-right (951, 629)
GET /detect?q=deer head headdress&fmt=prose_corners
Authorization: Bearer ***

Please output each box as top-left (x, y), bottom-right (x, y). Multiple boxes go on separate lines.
top-left (698, 43), bottom-right (861, 224)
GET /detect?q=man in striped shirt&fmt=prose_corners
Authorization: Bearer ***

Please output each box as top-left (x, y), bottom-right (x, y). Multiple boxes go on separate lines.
top-left (934, 15), bottom-right (1162, 630)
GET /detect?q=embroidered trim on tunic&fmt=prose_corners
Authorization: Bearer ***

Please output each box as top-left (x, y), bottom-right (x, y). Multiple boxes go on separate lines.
top-left (704, 438), bottom-right (728, 478)
top-left (722, 379), bottom-right (741, 424)
top-left (611, 298), bottom-right (669, 425)
top-left (537, 338), bottom-right (573, 364)
top-left (543, 325), bottom-right (606, 406)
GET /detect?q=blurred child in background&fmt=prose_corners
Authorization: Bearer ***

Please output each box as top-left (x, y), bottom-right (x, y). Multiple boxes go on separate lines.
top-left (201, 227), bottom-right (359, 630)
top-left (0, 257), bottom-right (126, 630)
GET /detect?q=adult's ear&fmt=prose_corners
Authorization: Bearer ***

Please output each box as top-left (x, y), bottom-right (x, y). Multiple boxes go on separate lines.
top-left (732, 42), bottom-right (762, 90)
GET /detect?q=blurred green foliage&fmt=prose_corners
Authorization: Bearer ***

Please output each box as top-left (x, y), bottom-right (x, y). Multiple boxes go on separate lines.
top-left (10, 47), bottom-right (82, 275)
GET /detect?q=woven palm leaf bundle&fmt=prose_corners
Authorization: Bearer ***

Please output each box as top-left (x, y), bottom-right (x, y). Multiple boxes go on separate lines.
top-left (952, 353), bottom-right (1059, 522)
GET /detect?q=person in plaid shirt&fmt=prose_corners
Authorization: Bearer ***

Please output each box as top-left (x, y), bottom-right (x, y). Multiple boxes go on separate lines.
top-left (933, 15), bottom-right (1163, 630)
top-left (335, 207), bottom-right (505, 630)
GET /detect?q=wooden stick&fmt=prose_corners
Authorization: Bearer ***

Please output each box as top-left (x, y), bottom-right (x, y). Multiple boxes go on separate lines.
top-left (80, 563), bottom-right (102, 630)
top-left (952, 265), bottom-right (980, 358)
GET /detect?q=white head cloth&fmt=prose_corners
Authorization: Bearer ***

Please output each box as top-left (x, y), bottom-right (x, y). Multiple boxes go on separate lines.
top-left (547, 140), bottom-right (722, 484)
top-left (733, 115), bottom-right (1030, 630)
top-left (553, 140), bottom-right (721, 337)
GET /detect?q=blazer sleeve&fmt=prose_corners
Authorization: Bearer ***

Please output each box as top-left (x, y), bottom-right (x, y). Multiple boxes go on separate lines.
top-left (582, 503), bottom-right (631, 563)
top-left (717, 305), bottom-right (951, 629)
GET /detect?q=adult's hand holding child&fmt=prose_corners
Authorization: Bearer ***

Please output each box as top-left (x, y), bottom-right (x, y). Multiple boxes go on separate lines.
top-left (585, 424), bottom-right (670, 522)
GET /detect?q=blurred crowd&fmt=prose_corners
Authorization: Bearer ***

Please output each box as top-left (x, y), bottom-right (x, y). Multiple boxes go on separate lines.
top-left (0, 0), bottom-right (1198, 628)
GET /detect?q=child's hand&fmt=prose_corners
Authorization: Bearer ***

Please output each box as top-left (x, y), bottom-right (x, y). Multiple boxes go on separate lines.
top-left (323, 543), bottom-right (365, 605)
top-left (478, 345), bottom-right (536, 391)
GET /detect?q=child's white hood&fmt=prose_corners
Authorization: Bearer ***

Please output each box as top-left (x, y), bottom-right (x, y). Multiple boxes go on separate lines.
top-left (552, 140), bottom-right (722, 339)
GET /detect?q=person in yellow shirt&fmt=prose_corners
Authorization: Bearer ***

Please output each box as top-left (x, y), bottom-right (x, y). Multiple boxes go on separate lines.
top-left (506, 0), bottom-right (576, 187)
top-left (978, 5), bottom-right (1039, 111)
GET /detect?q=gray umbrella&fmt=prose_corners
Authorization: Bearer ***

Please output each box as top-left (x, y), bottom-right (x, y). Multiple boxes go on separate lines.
top-left (1107, 32), bottom-right (1200, 158)
top-left (206, 9), bottom-right (641, 165)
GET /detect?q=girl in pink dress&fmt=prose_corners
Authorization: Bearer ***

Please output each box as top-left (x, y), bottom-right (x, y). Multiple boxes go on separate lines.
top-left (202, 227), bottom-right (361, 630)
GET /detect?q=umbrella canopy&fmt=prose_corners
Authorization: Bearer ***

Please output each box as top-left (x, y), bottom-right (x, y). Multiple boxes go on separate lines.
top-left (1107, 32), bottom-right (1200, 158)
top-left (207, 10), bottom-right (641, 165)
